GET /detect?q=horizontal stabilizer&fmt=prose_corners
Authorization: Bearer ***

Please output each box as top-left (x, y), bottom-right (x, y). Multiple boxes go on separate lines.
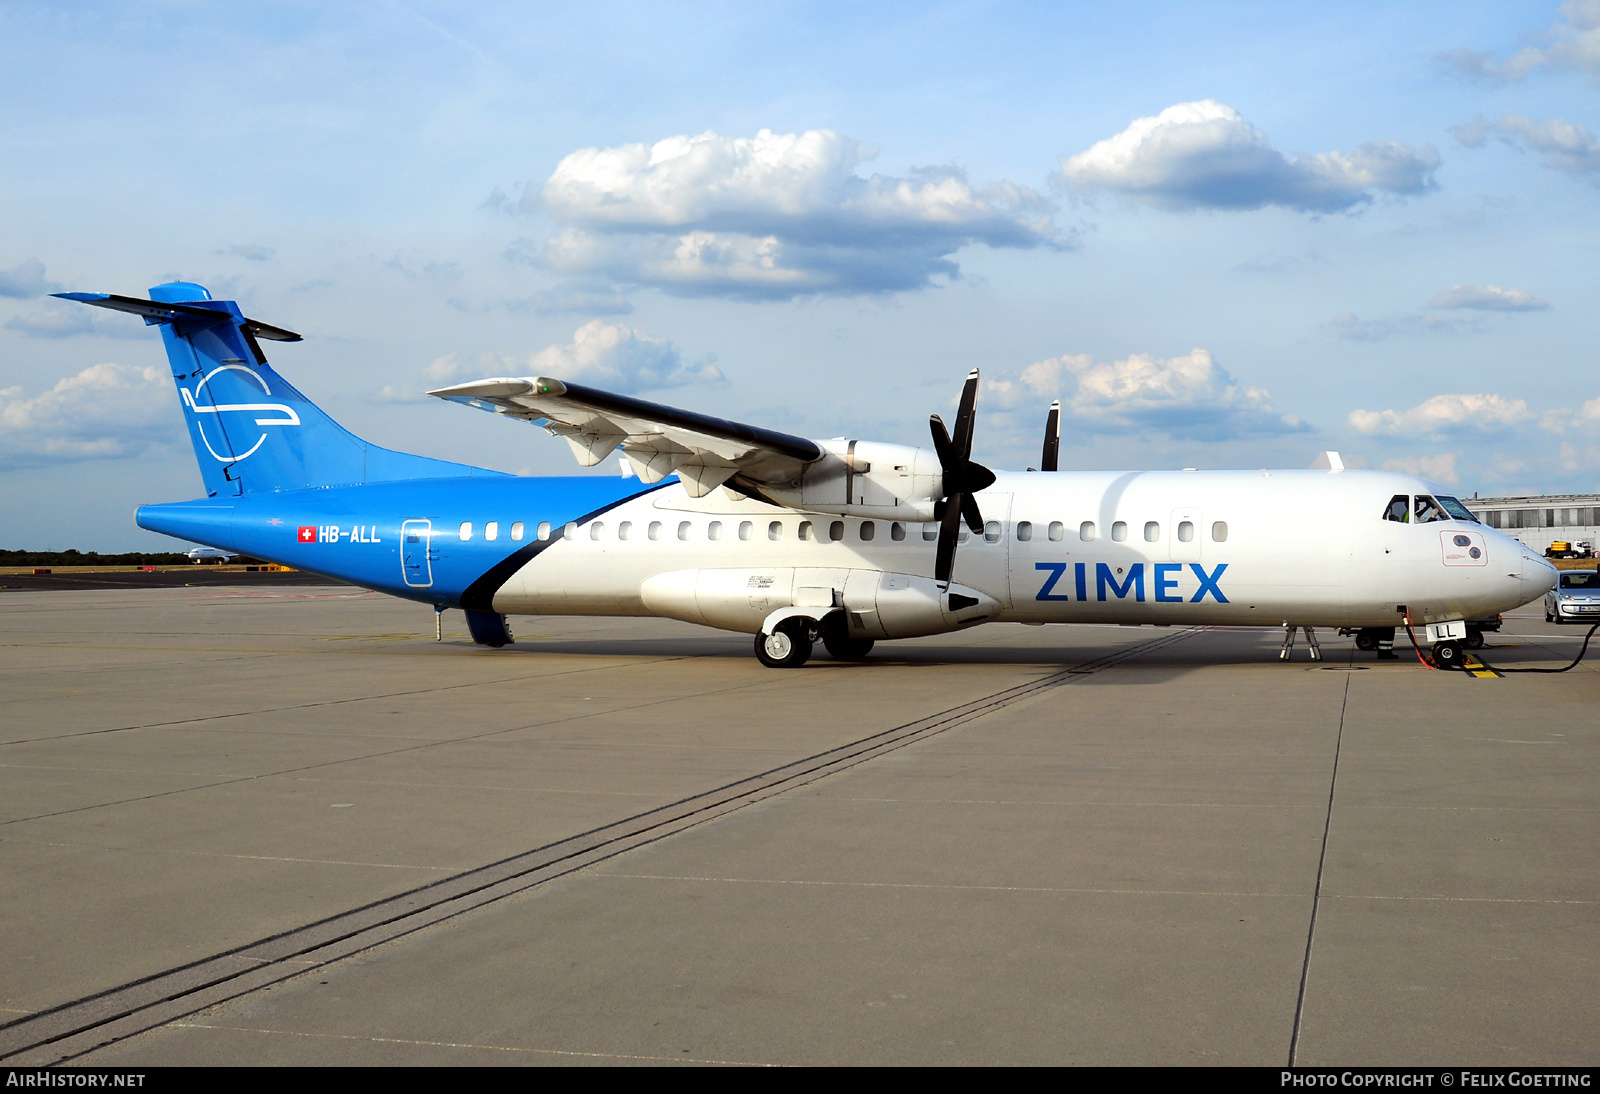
top-left (53, 293), bottom-right (302, 343)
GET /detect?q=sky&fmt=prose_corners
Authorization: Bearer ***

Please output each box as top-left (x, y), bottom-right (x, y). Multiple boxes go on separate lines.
top-left (3, 1), bottom-right (1598, 550)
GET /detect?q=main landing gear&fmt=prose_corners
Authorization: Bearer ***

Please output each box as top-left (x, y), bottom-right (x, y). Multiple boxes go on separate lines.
top-left (1431, 639), bottom-right (1464, 667)
top-left (754, 613), bottom-right (877, 668)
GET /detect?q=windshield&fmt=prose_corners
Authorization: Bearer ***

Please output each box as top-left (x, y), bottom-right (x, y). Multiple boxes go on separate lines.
top-left (1560, 572), bottom-right (1600, 589)
top-left (1382, 495), bottom-right (1409, 523)
top-left (1435, 496), bottom-right (1479, 522)
top-left (1414, 495), bottom-right (1449, 524)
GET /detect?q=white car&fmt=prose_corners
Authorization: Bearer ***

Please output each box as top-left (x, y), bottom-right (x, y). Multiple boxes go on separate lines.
top-left (1545, 570), bottom-right (1600, 623)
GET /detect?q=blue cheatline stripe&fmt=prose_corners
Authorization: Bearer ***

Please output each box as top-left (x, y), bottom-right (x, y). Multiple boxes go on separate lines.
top-left (458, 481), bottom-right (672, 611)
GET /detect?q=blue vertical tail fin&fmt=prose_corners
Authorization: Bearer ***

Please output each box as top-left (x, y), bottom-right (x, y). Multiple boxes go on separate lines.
top-left (55, 283), bottom-right (499, 496)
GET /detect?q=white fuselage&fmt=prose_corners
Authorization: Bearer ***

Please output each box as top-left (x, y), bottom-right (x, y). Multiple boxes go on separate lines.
top-left (489, 468), bottom-right (1555, 636)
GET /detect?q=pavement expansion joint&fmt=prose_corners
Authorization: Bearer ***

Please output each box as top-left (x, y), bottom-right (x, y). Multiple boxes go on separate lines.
top-left (0, 625), bottom-right (1202, 1066)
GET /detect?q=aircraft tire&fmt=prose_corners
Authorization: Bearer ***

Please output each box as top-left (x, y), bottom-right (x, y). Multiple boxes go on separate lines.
top-left (1432, 640), bottom-right (1464, 667)
top-left (820, 613), bottom-right (874, 661)
top-left (755, 621), bottom-right (812, 668)
top-left (1354, 630), bottom-right (1379, 651)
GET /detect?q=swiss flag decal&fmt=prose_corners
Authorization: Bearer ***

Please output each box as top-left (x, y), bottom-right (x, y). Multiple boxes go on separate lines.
top-left (298, 526), bottom-right (317, 543)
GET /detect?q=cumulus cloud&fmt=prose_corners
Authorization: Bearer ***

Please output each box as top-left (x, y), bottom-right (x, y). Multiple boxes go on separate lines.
top-left (1348, 394), bottom-right (1531, 439)
top-left (1439, 2), bottom-right (1600, 84)
top-left (510, 320), bottom-right (721, 392)
top-left (1429, 284), bottom-right (1550, 311)
top-left (5, 297), bottom-right (153, 339)
top-left (0, 363), bottom-right (176, 467)
top-left (1055, 101), bottom-right (1438, 213)
top-left (0, 258), bottom-right (56, 299)
top-left (1452, 113), bottom-right (1600, 180)
top-left (984, 347), bottom-right (1307, 440)
top-left (1380, 453), bottom-right (1461, 485)
top-left (529, 129), bottom-right (1063, 298)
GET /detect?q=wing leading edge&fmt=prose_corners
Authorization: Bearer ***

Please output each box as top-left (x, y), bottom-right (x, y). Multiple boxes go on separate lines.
top-left (429, 376), bottom-right (822, 498)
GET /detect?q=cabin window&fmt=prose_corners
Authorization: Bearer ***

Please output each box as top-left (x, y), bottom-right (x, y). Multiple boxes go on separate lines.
top-left (1111, 521), bottom-right (1128, 542)
top-left (1048, 521), bottom-right (1064, 542)
top-left (510, 521), bottom-right (524, 542)
top-left (1383, 495), bottom-right (1410, 523)
top-left (1177, 521), bottom-right (1194, 543)
top-left (590, 522), bottom-right (605, 541)
top-left (1016, 521), bottom-right (1033, 542)
top-left (738, 520), bottom-right (752, 541)
top-left (922, 522), bottom-right (938, 542)
top-left (618, 521), bottom-right (632, 540)
top-left (1144, 521), bottom-right (1160, 542)
top-left (537, 521), bottom-right (551, 541)
top-left (678, 521), bottom-right (692, 541)
top-left (1211, 521), bottom-right (1227, 542)
top-left (485, 521), bottom-right (499, 542)
top-left (798, 520), bottom-right (813, 541)
top-left (648, 521), bottom-right (662, 541)
top-left (984, 520), bottom-right (1001, 543)
top-left (708, 521), bottom-right (722, 541)
top-left (860, 521), bottom-right (876, 542)
top-left (891, 521), bottom-right (906, 541)
top-left (958, 527), bottom-right (970, 544)
top-left (831, 521), bottom-right (845, 541)
top-left (563, 522), bottom-right (577, 540)
top-left (1414, 495), bottom-right (1448, 524)
top-left (1080, 521), bottom-right (1096, 542)
top-left (768, 520), bottom-right (783, 541)
top-left (459, 521), bottom-right (473, 541)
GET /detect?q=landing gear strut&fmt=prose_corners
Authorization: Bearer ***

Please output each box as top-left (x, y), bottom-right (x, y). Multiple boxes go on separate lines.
top-left (755, 617), bottom-right (814, 668)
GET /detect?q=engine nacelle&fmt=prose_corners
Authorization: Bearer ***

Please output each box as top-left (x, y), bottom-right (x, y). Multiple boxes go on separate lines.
top-left (759, 441), bottom-right (942, 522)
top-left (639, 567), bottom-right (998, 638)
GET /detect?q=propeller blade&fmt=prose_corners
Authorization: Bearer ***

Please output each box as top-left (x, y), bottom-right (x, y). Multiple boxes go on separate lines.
top-left (1042, 400), bottom-right (1060, 472)
top-left (951, 369), bottom-right (980, 459)
top-left (960, 493), bottom-right (985, 535)
top-left (929, 413), bottom-right (955, 469)
top-left (934, 491), bottom-right (965, 585)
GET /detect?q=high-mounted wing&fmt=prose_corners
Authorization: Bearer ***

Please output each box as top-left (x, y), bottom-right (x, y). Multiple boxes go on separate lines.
top-left (428, 376), bottom-right (822, 498)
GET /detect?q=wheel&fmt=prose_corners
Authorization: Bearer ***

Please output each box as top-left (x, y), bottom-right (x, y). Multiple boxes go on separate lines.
top-left (1464, 628), bottom-right (1484, 650)
top-left (1432, 640), bottom-right (1463, 667)
top-left (755, 619), bottom-right (813, 668)
top-left (820, 613), bottom-right (874, 661)
top-left (1354, 630), bottom-right (1378, 651)
top-left (1546, 607), bottom-right (1554, 623)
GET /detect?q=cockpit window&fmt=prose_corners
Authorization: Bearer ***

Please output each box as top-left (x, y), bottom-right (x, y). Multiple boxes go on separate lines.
top-left (1414, 495), bottom-right (1448, 524)
top-left (1435, 496), bottom-right (1479, 522)
top-left (1382, 495), bottom-right (1410, 523)
top-left (1560, 572), bottom-right (1599, 589)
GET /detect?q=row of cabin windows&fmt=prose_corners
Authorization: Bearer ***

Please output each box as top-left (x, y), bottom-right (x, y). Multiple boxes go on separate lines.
top-left (455, 517), bottom-right (1230, 545)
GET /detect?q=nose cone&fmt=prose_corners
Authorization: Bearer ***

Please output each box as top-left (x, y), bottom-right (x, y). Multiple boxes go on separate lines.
top-left (1522, 551), bottom-right (1558, 601)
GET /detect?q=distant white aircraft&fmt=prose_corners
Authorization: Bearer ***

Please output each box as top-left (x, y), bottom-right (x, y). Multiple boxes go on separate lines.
top-left (61, 283), bottom-right (1558, 669)
top-left (186, 546), bottom-right (238, 564)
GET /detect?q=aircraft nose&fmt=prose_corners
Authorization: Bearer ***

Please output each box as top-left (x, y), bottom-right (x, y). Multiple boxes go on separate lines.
top-left (1522, 551), bottom-right (1558, 599)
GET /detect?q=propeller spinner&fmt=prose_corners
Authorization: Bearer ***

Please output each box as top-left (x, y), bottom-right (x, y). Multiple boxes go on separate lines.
top-left (929, 369), bottom-right (996, 587)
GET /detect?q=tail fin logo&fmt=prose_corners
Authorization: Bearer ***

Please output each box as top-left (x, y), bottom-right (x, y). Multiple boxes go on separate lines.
top-left (180, 364), bottom-right (301, 462)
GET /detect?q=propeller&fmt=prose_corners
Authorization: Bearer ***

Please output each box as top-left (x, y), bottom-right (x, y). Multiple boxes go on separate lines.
top-left (929, 369), bottom-right (996, 586)
top-left (1041, 400), bottom-right (1060, 472)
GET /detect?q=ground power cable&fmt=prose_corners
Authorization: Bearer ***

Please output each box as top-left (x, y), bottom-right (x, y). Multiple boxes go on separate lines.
top-left (1401, 614), bottom-right (1599, 674)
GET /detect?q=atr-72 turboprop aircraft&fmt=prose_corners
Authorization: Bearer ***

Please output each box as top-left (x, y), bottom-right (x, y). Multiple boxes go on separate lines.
top-left (59, 283), bottom-right (1557, 668)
